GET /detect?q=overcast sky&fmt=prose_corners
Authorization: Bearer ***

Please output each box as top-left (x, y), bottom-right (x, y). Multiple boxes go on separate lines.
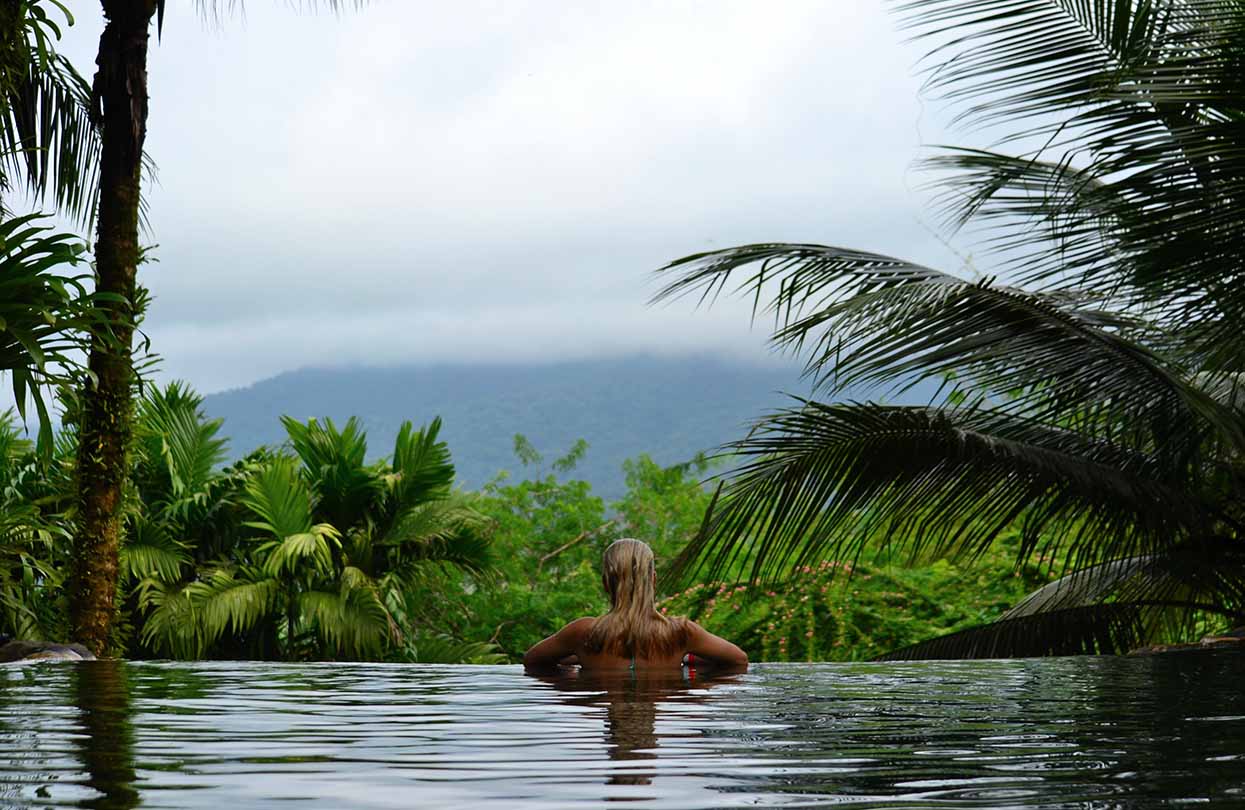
top-left (53, 1), bottom-right (965, 394)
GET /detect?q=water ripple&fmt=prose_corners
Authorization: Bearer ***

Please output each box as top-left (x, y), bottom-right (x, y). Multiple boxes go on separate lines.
top-left (0, 654), bottom-right (1241, 807)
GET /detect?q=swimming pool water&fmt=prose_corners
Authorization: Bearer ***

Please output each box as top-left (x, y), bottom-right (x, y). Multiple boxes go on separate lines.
top-left (1, 653), bottom-right (1242, 808)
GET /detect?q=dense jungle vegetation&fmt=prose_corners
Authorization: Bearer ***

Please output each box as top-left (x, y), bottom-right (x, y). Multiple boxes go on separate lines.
top-left (3, 0), bottom-right (1244, 663)
top-left (0, 386), bottom-right (1052, 663)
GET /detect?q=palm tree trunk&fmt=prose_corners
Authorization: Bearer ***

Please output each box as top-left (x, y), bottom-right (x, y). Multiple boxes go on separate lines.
top-left (70, 0), bottom-right (155, 656)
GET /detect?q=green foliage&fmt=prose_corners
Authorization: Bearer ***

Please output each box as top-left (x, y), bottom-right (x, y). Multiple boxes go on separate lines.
top-left (652, 0), bottom-right (1245, 657)
top-left (115, 386), bottom-right (499, 663)
top-left (661, 535), bottom-right (1052, 662)
top-left (614, 452), bottom-right (715, 565)
top-left (0, 1), bottom-right (101, 224)
top-left (0, 214), bottom-right (97, 451)
top-left (440, 436), bottom-right (618, 661)
top-left (0, 409), bottom-right (69, 638)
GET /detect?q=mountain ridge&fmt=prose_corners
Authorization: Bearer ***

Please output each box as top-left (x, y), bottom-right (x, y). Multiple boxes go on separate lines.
top-left (201, 354), bottom-right (932, 499)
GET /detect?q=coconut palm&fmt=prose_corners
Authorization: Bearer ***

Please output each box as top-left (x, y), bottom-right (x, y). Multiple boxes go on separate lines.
top-left (73, 0), bottom-right (367, 656)
top-left (654, 0), bottom-right (1245, 657)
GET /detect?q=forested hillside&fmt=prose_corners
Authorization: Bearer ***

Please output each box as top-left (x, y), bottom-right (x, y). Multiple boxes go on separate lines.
top-left (203, 355), bottom-right (834, 498)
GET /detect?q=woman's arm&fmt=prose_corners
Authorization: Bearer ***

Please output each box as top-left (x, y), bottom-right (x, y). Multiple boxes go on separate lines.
top-left (523, 617), bottom-right (595, 671)
top-left (685, 620), bottom-right (748, 672)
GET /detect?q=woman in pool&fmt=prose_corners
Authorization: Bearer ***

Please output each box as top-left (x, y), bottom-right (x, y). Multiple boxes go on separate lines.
top-left (523, 538), bottom-right (748, 673)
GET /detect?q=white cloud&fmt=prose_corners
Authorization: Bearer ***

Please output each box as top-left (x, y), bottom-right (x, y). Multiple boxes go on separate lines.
top-left (53, 0), bottom-right (963, 393)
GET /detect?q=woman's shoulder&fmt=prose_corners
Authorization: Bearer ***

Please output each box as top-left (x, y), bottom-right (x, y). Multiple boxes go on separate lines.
top-left (563, 616), bottom-right (598, 638)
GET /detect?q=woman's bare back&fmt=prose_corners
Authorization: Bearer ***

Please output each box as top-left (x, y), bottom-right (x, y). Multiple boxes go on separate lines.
top-left (524, 615), bottom-right (747, 673)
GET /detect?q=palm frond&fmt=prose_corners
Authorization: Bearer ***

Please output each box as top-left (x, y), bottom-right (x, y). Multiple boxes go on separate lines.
top-left (241, 455), bottom-right (319, 539)
top-left (187, 567), bottom-right (281, 645)
top-left (670, 400), bottom-right (1217, 585)
top-left (282, 415), bottom-right (378, 532)
top-left (136, 381), bottom-right (228, 506)
top-left (0, 4), bottom-right (101, 225)
top-left (999, 538), bottom-right (1245, 621)
top-left (652, 243), bottom-right (1241, 457)
top-left (387, 418), bottom-right (455, 509)
top-left (382, 496), bottom-right (493, 576)
top-left (0, 214), bottom-right (95, 450)
top-left (894, 0), bottom-right (1240, 129)
top-left (876, 603), bottom-right (1149, 659)
top-left (404, 631), bottom-right (507, 665)
top-left (261, 526), bottom-right (340, 578)
top-left (897, 0), bottom-right (1245, 339)
top-left (877, 535), bottom-right (1245, 659)
top-left (298, 578), bottom-right (389, 659)
top-left (120, 514), bottom-right (189, 583)
top-left (191, 0), bottom-right (367, 23)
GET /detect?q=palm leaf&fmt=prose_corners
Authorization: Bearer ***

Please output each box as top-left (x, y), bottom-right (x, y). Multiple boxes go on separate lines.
top-left (876, 603), bottom-right (1149, 659)
top-left (136, 381), bottom-right (228, 505)
top-left (188, 567), bottom-right (281, 644)
top-left (241, 456), bottom-right (319, 539)
top-left (0, 4), bottom-right (102, 225)
top-left (669, 400), bottom-right (1219, 585)
top-left (381, 495), bottom-right (493, 576)
top-left (282, 415), bottom-right (379, 532)
top-left (0, 214), bottom-right (96, 451)
top-left (298, 576), bottom-right (390, 659)
top-left (261, 527), bottom-right (339, 578)
top-left (387, 418), bottom-right (455, 509)
top-left (896, 0), bottom-right (1245, 342)
top-left (405, 631), bottom-right (507, 665)
top-left (120, 514), bottom-right (190, 583)
top-left (652, 243), bottom-right (1242, 457)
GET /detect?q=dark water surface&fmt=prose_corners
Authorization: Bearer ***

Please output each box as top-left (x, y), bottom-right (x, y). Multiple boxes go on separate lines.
top-left (1, 654), bottom-right (1242, 808)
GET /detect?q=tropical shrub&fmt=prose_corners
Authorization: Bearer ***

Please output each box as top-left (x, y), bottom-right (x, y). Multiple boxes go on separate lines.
top-left (120, 389), bottom-right (495, 662)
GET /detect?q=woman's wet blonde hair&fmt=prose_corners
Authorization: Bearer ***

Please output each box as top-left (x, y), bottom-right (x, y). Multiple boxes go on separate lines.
top-left (584, 538), bottom-right (687, 659)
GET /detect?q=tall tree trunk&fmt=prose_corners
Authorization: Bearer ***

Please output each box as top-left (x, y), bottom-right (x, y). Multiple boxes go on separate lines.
top-left (70, 0), bottom-right (155, 656)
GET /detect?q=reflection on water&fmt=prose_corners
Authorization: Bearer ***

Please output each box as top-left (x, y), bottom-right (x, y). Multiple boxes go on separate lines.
top-left (0, 653), bottom-right (1240, 807)
top-left (537, 670), bottom-right (737, 791)
top-left (74, 661), bottom-right (138, 810)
